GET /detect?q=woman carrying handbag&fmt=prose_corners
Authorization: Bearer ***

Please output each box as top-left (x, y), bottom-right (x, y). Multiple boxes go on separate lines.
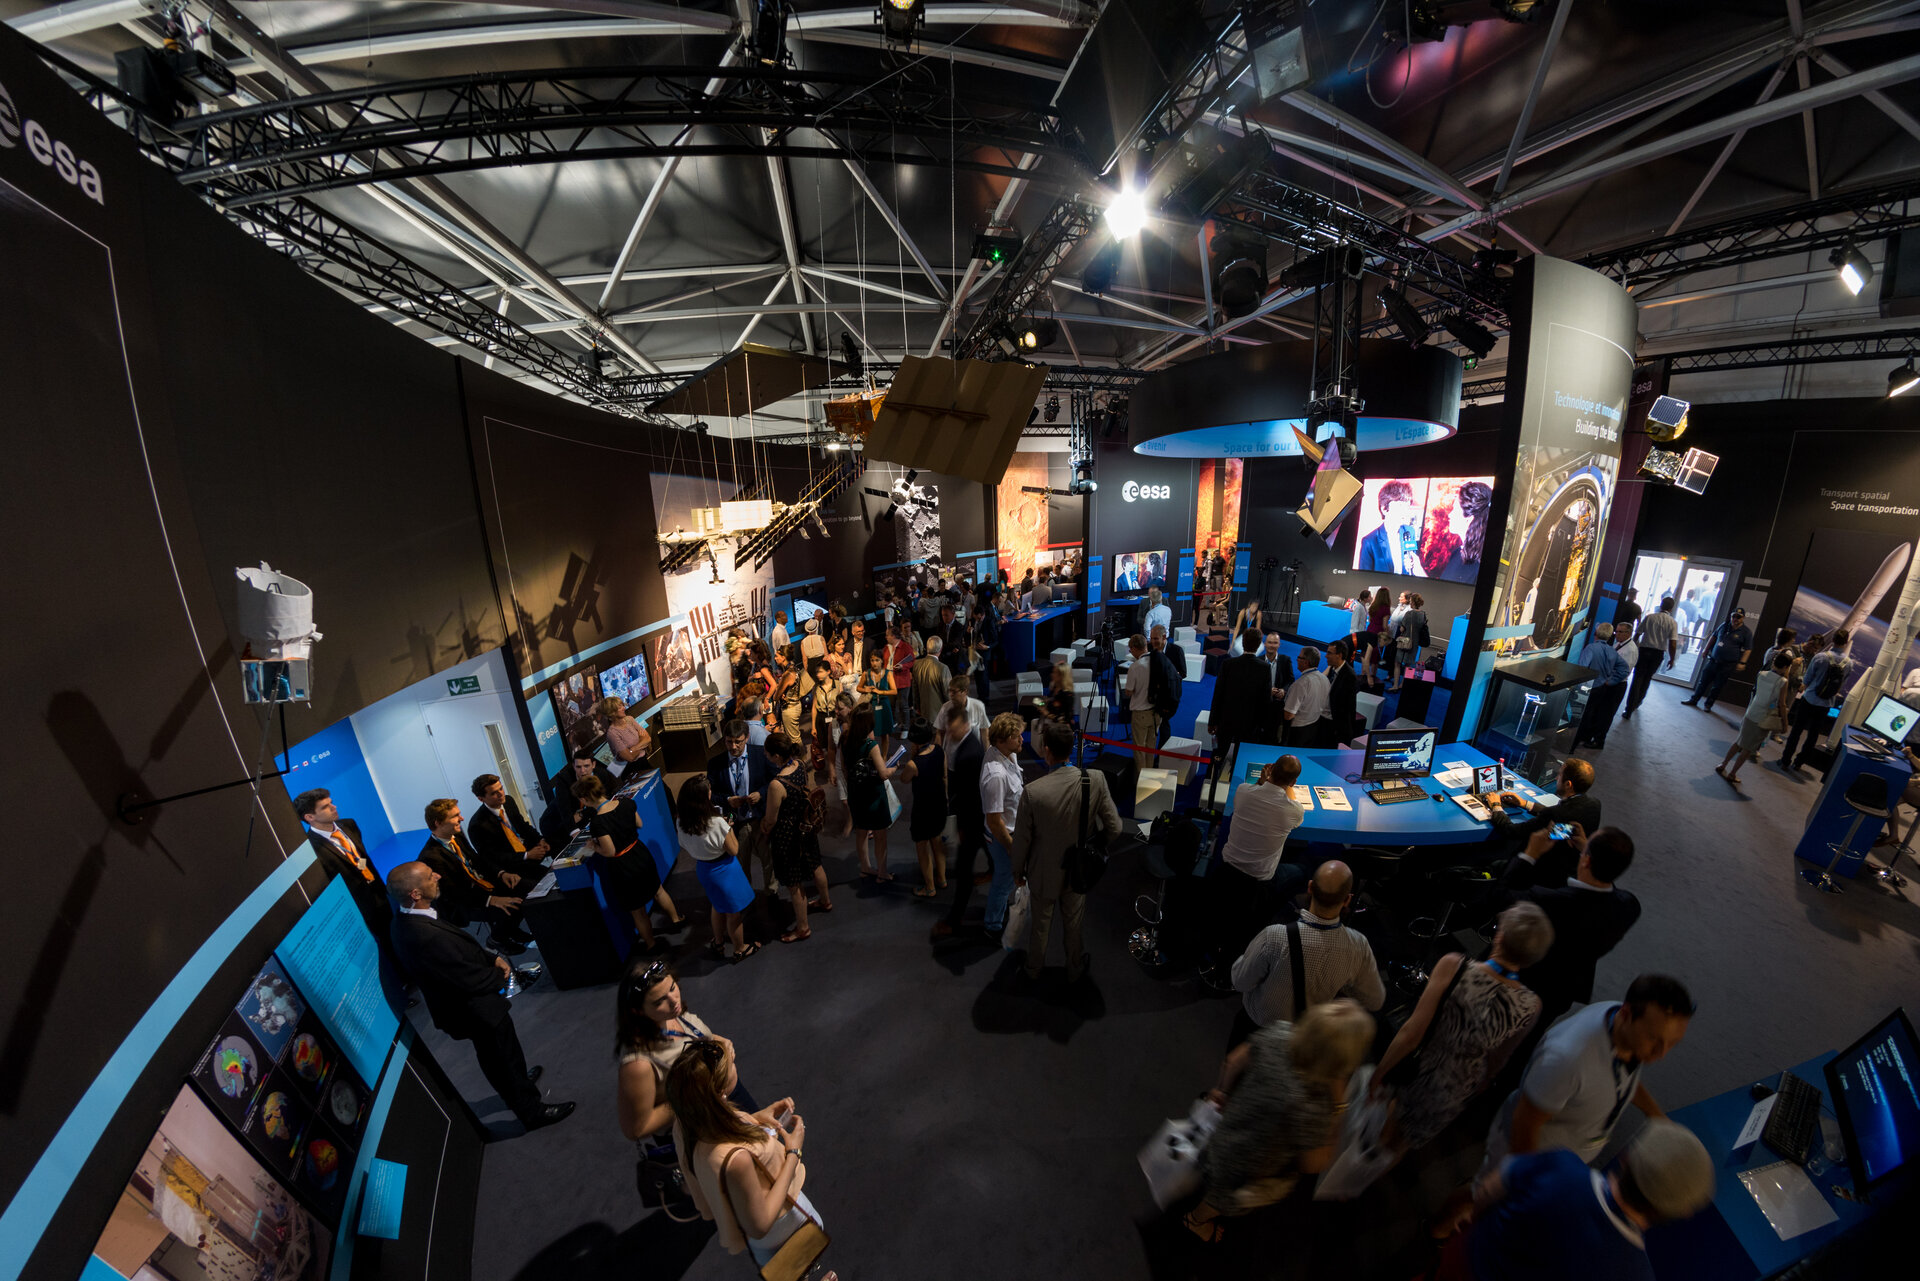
top-left (665, 1038), bottom-right (836, 1281)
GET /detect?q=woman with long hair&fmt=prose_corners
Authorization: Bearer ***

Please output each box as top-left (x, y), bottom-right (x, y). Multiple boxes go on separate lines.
top-left (575, 775), bottom-right (684, 953)
top-left (888, 619), bottom-right (919, 730)
top-left (826, 632), bottom-right (853, 690)
top-left (665, 1038), bottom-right (834, 1277)
top-left (1422, 481), bottom-right (1493, 582)
top-left (761, 732), bottom-right (833, 942)
top-left (614, 959), bottom-right (755, 1143)
top-left (1390, 592), bottom-right (1430, 692)
top-left (842, 703), bottom-right (899, 880)
top-left (772, 647), bottom-right (803, 742)
top-left (675, 775), bottom-right (759, 962)
top-left (597, 695), bottom-right (651, 775)
top-left (1364, 585), bottom-right (1391, 686)
top-left (856, 646), bottom-right (896, 752)
top-left (896, 718), bottom-right (948, 898)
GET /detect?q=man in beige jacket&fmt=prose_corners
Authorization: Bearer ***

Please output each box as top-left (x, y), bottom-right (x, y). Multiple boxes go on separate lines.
top-left (1010, 719), bottom-right (1122, 984)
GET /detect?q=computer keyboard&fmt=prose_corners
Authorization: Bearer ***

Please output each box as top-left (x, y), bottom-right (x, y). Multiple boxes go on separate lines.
top-left (1762, 1070), bottom-right (1821, 1166)
top-left (1366, 785), bottom-right (1429, 805)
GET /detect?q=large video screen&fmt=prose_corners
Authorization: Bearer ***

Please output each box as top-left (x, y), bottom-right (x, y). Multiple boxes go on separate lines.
top-left (1113, 549), bottom-right (1167, 594)
top-left (548, 664), bottom-right (603, 753)
top-left (1351, 475), bottom-right (1496, 584)
top-left (646, 624), bottom-right (696, 694)
top-left (600, 652), bottom-right (651, 710)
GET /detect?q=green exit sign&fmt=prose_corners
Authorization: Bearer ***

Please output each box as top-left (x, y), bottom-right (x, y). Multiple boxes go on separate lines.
top-left (446, 676), bottom-right (481, 696)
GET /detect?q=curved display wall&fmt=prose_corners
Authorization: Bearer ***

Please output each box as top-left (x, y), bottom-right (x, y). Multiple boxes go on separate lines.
top-left (1126, 339), bottom-right (1464, 459)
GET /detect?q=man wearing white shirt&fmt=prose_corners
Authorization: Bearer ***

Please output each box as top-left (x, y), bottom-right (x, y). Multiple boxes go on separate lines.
top-left (1229, 859), bottom-right (1385, 1047)
top-left (1282, 646), bottom-right (1331, 747)
top-left (1125, 632), bottom-right (1155, 764)
top-left (769, 611), bottom-right (790, 655)
top-left (1143, 586), bottom-right (1172, 640)
top-left (932, 675), bottom-right (989, 763)
top-left (1212, 756), bottom-right (1311, 969)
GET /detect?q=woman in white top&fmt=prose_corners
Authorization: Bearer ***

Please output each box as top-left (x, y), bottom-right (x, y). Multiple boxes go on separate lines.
top-left (1718, 648), bottom-right (1793, 786)
top-left (667, 1038), bottom-right (835, 1276)
top-left (615, 960), bottom-right (754, 1144)
top-left (676, 776), bottom-right (760, 960)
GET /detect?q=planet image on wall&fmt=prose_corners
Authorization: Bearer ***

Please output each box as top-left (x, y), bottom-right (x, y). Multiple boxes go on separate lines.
top-left (328, 1080), bottom-right (363, 1128)
top-left (213, 1037), bottom-right (257, 1099)
top-left (304, 1138), bottom-right (340, 1190)
top-left (260, 1091), bottom-right (295, 1142)
top-left (291, 1033), bottom-right (328, 1083)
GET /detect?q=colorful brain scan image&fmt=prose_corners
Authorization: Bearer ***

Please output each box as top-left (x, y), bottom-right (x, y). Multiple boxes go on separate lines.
top-left (260, 1091), bottom-right (295, 1142)
top-left (239, 966), bottom-right (306, 1052)
top-left (291, 1033), bottom-right (328, 1083)
top-left (214, 1037), bottom-right (257, 1099)
top-left (304, 1139), bottom-right (340, 1190)
top-left (328, 1080), bottom-right (363, 1128)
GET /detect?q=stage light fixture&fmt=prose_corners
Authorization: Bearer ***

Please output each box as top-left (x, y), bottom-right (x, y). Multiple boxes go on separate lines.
top-left (1831, 241), bottom-right (1873, 295)
top-left (971, 231), bottom-right (1022, 265)
top-left (1043, 394), bottom-right (1061, 422)
top-left (1442, 313), bottom-right (1497, 363)
top-left (751, 0), bottom-right (789, 64)
top-left (1106, 188), bottom-right (1149, 239)
top-left (1070, 460), bottom-right (1098, 495)
top-left (1377, 286), bottom-right (1431, 346)
top-left (1018, 318), bottom-right (1060, 351)
top-left (881, 0), bottom-right (925, 42)
top-left (1278, 244), bottom-right (1363, 291)
top-left (1083, 240), bottom-right (1123, 295)
top-left (1891, 360), bottom-right (1919, 397)
top-left (1211, 229), bottom-right (1269, 319)
top-left (1471, 243), bottom-right (1519, 277)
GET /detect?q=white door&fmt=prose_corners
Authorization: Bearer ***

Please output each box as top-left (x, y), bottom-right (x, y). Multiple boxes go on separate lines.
top-left (419, 696), bottom-right (534, 819)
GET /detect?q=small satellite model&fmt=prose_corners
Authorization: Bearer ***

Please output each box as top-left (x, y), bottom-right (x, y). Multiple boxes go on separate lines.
top-left (1294, 427), bottom-right (1364, 544)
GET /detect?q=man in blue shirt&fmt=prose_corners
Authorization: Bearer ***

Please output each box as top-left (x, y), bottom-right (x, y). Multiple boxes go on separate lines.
top-left (1574, 623), bottom-right (1632, 749)
top-left (1681, 606), bottom-right (1753, 711)
top-left (1463, 1119), bottom-right (1713, 1281)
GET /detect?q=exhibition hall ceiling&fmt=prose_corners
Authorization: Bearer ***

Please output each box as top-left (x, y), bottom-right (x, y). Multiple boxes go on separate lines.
top-left (11, 0), bottom-right (1920, 415)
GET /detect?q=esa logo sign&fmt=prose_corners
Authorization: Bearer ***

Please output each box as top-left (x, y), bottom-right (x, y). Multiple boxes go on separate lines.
top-left (0, 79), bottom-right (106, 205)
top-left (1121, 480), bottom-right (1171, 503)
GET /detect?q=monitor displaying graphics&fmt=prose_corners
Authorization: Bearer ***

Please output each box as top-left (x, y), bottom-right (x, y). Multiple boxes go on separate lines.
top-left (1863, 694), bottom-right (1920, 747)
top-left (1362, 727), bottom-right (1436, 782)
top-left (1825, 1008), bottom-right (1920, 1192)
top-left (1113, 549), bottom-right (1167, 594)
top-left (600, 652), bottom-right (651, 710)
top-left (1352, 475), bottom-right (1496, 584)
top-left (548, 665), bottom-right (602, 753)
top-left (646, 625), bottom-right (696, 694)
top-left (792, 596), bottom-right (827, 628)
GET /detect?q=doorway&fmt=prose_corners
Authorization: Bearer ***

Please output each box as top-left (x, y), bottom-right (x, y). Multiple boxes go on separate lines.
top-left (1627, 552), bottom-right (1742, 686)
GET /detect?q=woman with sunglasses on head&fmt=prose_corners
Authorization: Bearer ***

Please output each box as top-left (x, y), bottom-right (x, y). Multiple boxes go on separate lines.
top-left (665, 1038), bottom-right (835, 1279)
top-left (615, 958), bottom-right (758, 1144)
top-left (675, 775), bottom-right (760, 963)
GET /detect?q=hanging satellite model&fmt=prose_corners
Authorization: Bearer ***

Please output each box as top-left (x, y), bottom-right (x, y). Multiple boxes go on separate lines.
top-left (1294, 428), bottom-right (1364, 544)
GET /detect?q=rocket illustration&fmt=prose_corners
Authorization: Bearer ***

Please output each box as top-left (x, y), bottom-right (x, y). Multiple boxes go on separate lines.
top-left (1841, 543), bottom-right (1914, 636)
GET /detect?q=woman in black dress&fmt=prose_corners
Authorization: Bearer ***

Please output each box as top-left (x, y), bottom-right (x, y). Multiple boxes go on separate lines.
top-left (760, 732), bottom-right (833, 943)
top-left (897, 718), bottom-right (947, 898)
top-left (574, 775), bottom-right (684, 953)
top-left (842, 704), bottom-right (900, 881)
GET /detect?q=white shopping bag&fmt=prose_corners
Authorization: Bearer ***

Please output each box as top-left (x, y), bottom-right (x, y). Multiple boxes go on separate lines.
top-left (1138, 1098), bottom-right (1222, 1209)
top-left (1314, 1066), bottom-right (1400, 1201)
top-left (1002, 884), bottom-right (1031, 950)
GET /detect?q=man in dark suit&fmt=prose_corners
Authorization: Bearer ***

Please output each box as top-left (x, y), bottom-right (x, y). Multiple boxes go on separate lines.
top-left (468, 774), bottom-right (551, 894)
top-left (294, 788), bottom-right (393, 940)
top-left (933, 707), bottom-right (990, 939)
top-left (1326, 639), bottom-right (1361, 747)
top-left (1149, 625), bottom-right (1186, 747)
top-left (1502, 826), bottom-right (1642, 1030)
top-left (419, 798), bottom-right (531, 953)
top-left (386, 862), bottom-right (573, 1132)
top-left (1207, 629), bottom-right (1279, 803)
top-left (707, 720), bottom-right (774, 893)
top-left (1486, 758), bottom-right (1603, 882)
top-left (540, 752), bottom-right (617, 849)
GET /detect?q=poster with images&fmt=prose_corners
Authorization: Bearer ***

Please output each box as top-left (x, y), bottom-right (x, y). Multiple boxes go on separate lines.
top-left (548, 666), bottom-right (602, 747)
top-left (236, 958), bottom-right (306, 1062)
top-left (89, 1086), bottom-right (331, 1281)
top-left (192, 1013), bottom-right (269, 1128)
top-left (245, 1068), bottom-right (315, 1177)
top-left (1787, 527), bottom-right (1920, 700)
top-left (647, 624), bottom-right (697, 693)
top-left (649, 473), bottom-right (774, 699)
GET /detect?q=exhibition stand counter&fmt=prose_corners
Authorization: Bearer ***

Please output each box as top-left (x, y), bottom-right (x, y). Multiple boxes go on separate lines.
top-left (523, 768), bottom-right (675, 987)
top-left (1793, 728), bottom-right (1912, 881)
top-left (1296, 600), bottom-right (1354, 646)
top-left (1003, 602), bottom-right (1082, 674)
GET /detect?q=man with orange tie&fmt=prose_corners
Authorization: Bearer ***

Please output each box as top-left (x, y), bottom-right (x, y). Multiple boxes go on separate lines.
top-left (419, 798), bottom-right (532, 955)
top-left (467, 774), bottom-right (551, 894)
top-left (295, 788), bottom-right (392, 940)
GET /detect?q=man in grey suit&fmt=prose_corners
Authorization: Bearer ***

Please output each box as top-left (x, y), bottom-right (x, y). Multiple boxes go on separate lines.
top-left (1010, 719), bottom-right (1122, 984)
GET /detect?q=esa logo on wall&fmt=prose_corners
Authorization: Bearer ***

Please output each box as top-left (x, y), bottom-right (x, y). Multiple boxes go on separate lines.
top-left (1121, 481), bottom-right (1172, 503)
top-left (0, 79), bottom-right (106, 205)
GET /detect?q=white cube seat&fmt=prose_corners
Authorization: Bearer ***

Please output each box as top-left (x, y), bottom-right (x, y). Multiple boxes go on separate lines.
top-left (1135, 768), bottom-right (1179, 824)
top-left (1183, 651), bottom-right (1204, 682)
top-left (1161, 735), bottom-right (1203, 784)
top-left (1193, 710), bottom-right (1213, 751)
top-left (1049, 647), bottom-right (1074, 671)
top-left (1354, 690), bottom-right (1385, 732)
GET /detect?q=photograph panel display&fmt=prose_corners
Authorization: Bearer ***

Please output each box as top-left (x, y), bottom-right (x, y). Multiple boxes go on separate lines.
top-left (1113, 549), bottom-right (1167, 593)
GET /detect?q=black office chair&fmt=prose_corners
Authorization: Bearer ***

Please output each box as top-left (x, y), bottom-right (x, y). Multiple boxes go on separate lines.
top-left (1407, 865), bottom-right (1497, 940)
top-left (1801, 774), bottom-right (1891, 895)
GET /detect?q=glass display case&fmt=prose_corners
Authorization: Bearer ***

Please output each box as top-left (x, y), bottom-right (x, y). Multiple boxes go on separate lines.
top-left (1472, 656), bottom-right (1598, 786)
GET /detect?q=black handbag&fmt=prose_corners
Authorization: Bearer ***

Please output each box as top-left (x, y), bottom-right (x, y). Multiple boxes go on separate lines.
top-left (1061, 769), bottom-right (1111, 894)
top-left (635, 1137), bottom-right (700, 1221)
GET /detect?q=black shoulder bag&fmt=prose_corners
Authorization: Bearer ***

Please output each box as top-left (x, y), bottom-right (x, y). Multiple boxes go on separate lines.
top-left (1379, 957), bottom-right (1472, 1090)
top-left (1061, 769), bottom-right (1111, 894)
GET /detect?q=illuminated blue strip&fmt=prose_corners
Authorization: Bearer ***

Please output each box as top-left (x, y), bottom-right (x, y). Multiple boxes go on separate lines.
top-left (0, 848), bottom-right (318, 1275)
top-left (953, 549), bottom-right (994, 560)
top-left (773, 575), bottom-right (827, 592)
top-left (518, 618), bottom-right (677, 691)
top-left (330, 1027), bottom-right (413, 1281)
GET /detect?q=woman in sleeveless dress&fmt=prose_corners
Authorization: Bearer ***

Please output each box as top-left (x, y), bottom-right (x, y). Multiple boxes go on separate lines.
top-left (574, 775), bottom-right (683, 954)
top-left (897, 718), bottom-right (947, 898)
top-left (842, 704), bottom-right (899, 880)
top-left (675, 775), bottom-right (759, 962)
top-left (857, 648), bottom-right (896, 751)
top-left (615, 960), bottom-right (757, 1146)
top-left (761, 732), bottom-right (832, 943)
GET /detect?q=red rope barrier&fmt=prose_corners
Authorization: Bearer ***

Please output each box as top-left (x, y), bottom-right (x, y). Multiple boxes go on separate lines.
top-left (1075, 732), bottom-right (1215, 764)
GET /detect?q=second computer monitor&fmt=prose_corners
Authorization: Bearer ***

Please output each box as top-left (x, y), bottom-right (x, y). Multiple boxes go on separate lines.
top-left (1862, 694), bottom-right (1920, 748)
top-left (1362, 727), bottom-right (1437, 782)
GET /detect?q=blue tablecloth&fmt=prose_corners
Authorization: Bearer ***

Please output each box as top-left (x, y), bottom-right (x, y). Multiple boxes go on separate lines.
top-left (1003, 602), bottom-right (1080, 673)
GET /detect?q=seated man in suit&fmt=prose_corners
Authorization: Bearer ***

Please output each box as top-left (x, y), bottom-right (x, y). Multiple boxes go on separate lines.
top-left (707, 720), bottom-right (774, 894)
top-left (1486, 757), bottom-right (1603, 882)
top-left (418, 798), bottom-right (532, 953)
top-left (540, 751), bottom-right (617, 850)
top-left (468, 773), bottom-right (551, 894)
top-left (294, 787), bottom-right (391, 941)
top-left (386, 862), bottom-right (573, 1133)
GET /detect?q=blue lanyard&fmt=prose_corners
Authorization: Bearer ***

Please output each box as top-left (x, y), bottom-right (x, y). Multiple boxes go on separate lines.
top-left (1484, 958), bottom-right (1519, 981)
top-left (662, 1023), bottom-right (706, 1041)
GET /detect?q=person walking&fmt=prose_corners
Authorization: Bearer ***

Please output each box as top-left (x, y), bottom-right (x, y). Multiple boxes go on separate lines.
top-left (1573, 624), bottom-right (1631, 748)
top-left (1010, 718), bottom-right (1122, 984)
top-left (760, 733), bottom-right (833, 944)
top-left (899, 718), bottom-right (948, 899)
top-left (676, 776), bottom-right (760, 962)
top-left (1681, 606), bottom-right (1752, 711)
top-left (1779, 627), bottom-right (1852, 773)
top-left (1389, 594), bottom-right (1430, 692)
top-left (1619, 596), bottom-right (1677, 721)
top-left (842, 704), bottom-right (900, 881)
top-left (1719, 650), bottom-right (1793, 786)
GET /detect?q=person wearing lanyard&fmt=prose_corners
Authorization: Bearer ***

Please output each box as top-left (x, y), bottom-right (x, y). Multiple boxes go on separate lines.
top-left (707, 720), bottom-right (774, 895)
top-left (616, 959), bottom-right (758, 1142)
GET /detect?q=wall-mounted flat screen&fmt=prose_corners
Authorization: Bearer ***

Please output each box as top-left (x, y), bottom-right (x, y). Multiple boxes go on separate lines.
top-left (548, 665), bottom-right (602, 751)
top-left (600, 652), bottom-right (651, 710)
top-left (1352, 475), bottom-right (1497, 585)
top-left (1113, 549), bottom-right (1167, 594)
top-left (646, 626), bottom-right (696, 694)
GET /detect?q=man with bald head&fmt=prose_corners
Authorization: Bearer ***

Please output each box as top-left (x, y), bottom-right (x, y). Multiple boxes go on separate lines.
top-left (386, 862), bottom-right (574, 1133)
top-left (1226, 857), bottom-right (1385, 1049)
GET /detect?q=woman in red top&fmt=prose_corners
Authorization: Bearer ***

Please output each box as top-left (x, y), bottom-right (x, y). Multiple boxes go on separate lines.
top-left (887, 621), bottom-right (918, 730)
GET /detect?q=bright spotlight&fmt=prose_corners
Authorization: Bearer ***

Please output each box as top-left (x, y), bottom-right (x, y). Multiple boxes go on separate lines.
top-left (1831, 241), bottom-right (1872, 295)
top-left (1106, 189), bottom-right (1148, 239)
top-left (1890, 361), bottom-right (1919, 397)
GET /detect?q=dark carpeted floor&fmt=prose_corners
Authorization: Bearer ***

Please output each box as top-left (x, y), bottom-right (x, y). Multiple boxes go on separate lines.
top-left (406, 666), bottom-right (1920, 1281)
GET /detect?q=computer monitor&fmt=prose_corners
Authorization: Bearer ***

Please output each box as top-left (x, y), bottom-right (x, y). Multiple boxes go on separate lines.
top-left (793, 596), bottom-right (827, 627)
top-left (1862, 694), bottom-right (1920, 748)
top-left (1362, 727), bottom-right (1436, 782)
top-left (1825, 1007), bottom-right (1920, 1194)
top-left (600, 652), bottom-right (651, 710)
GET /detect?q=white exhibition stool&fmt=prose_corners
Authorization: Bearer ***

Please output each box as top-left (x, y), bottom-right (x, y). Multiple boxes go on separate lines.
top-left (1355, 690), bottom-right (1385, 732)
top-left (1183, 651), bottom-right (1204, 682)
top-left (1193, 710), bottom-right (1213, 751)
top-left (1135, 768), bottom-right (1179, 824)
top-left (1161, 736), bottom-right (1203, 784)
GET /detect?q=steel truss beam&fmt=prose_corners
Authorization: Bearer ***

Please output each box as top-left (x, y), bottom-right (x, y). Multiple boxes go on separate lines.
top-left (141, 64), bottom-right (1080, 210)
top-left (1664, 327), bottom-right (1920, 372)
top-left (1579, 177), bottom-right (1920, 290)
top-left (954, 197), bottom-right (1101, 358)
